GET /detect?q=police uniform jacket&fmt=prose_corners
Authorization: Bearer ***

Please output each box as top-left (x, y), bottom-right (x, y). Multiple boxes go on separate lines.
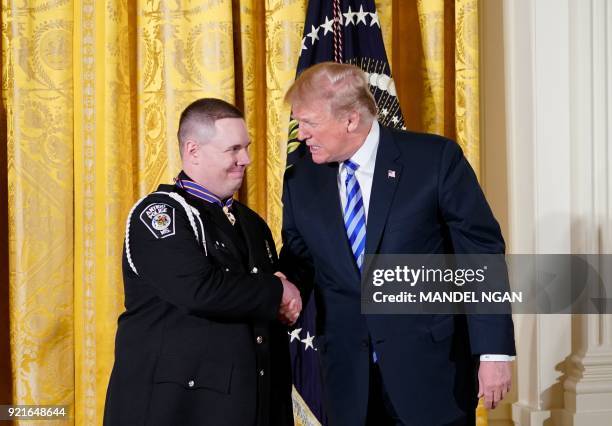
top-left (104, 178), bottom-right (293, 426)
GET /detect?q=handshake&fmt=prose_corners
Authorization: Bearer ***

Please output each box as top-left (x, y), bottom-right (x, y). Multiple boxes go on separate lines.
top-left (274, 272), bottom-right (302, 326)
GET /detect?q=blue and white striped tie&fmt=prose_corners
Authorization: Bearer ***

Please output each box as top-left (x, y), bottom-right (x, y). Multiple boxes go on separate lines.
top-left (343, 160), bottom-right (366, 272)
top-left (344, 161), bottom-right (378, 362)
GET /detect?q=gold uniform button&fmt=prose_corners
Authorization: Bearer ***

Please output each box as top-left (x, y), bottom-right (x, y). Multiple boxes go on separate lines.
top-left (256, 336), bottom-right (263, 344)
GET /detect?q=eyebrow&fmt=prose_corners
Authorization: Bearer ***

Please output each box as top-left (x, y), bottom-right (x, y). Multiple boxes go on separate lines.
top-left (227, 141), bottom-right (251, 149)
top-left (292, 116), bottom-right (315, 124)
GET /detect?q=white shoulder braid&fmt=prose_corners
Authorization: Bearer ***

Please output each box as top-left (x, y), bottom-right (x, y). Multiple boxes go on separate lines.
top-left (125, 191), bottom-right (207, 276)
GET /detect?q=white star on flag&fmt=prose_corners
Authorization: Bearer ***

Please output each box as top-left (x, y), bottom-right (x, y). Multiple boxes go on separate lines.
top-left (301, 331), bottom-right (315, 351)
top-left (343, 6), bottom-right (356, 26)
top-left (307, 25), bottom-right (320, 44)
top-left (381, 108), bottom-right (389, 116)
top-left (391, 116), bottom-right (400, 125)
top-left (301, 37), bottom-right (307, 51)
top-left (355, 5), bottom-right (368, 25)
top-left (369, 11), bottom-right (380, 27)
top-left (321, 16), bottom-right (334, 35)
top-left (289, 328), bottom-right (302, 342)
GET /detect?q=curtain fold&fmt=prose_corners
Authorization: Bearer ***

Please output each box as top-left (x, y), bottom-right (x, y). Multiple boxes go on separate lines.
top-left (393, 0), bottom-right (480, 177)
top-left (263, 0), bottom-right (307, 241)
top-left (73, 0), bottom-right (139, 422)
top-left (455, 0), bottom-right (480, 177)
top-left (1, 1), bottom-right (483, 423)
top-left (0, 1), bottom-right (12, 407)
top-left (3, 0), bottom-right (76, 413)
top-left (238, 0), bottom-right (269, 217)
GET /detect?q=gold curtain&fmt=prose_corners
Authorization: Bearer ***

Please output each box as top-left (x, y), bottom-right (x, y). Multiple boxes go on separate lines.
top-left (1, 0), bottom-right (483, 424)
top-left (393, 0), bottom-right (481, 178)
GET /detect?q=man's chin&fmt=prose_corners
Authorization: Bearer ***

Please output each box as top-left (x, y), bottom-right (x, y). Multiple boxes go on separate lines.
top-left (310, 153), bottom-right (328, 164)
top-left (227, 172), bottom-right (244, 181)
top-left (229, 179), bottom-right (244, 194)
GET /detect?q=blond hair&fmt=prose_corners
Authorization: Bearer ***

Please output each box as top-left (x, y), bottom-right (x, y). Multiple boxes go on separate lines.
top-left (285, 62), bottom-right (377, 120)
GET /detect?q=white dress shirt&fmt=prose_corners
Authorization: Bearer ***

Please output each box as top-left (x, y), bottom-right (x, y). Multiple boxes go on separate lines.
top-left (337, 120), bottom-right (513, 362)
top-left (338, 121), bottom-right (380, 221)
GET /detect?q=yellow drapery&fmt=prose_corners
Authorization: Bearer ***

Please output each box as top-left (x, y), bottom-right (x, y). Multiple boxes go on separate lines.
top-left (393, 0), bottom-right (481, 177)
top-left (1, 0), bottom-right (483, 424)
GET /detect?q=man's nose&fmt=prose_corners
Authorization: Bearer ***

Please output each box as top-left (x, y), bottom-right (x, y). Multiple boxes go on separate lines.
top-left (238, 148), bottom-right (251, 166)
top-left (297, 126), bottom-right (310, 141)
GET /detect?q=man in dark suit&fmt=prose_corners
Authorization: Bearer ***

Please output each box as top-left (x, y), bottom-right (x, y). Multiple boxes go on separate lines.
top-left (280, 63), bottom-right (516, 425)
top-left (104, 98), bottom-right (301, 426)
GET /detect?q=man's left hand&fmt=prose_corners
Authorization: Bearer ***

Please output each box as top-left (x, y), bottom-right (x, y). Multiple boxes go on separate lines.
top-left (478, 361), bottom-right (512, 409)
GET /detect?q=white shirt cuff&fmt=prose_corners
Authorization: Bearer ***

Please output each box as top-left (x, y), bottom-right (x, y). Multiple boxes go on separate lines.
top-left (480, 354), bottom-right (515, 361)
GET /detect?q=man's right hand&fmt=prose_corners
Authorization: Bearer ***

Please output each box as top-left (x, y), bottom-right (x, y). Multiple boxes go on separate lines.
top-left (275, 272), bottom-right (302, 325)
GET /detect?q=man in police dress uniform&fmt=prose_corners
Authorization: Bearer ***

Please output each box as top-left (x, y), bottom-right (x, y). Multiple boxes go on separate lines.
top-left (104, 98), bottom-right (301, 426)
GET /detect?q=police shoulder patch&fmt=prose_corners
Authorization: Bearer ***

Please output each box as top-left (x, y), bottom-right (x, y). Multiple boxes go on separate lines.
top-left (139, 203), bottom-right (176, 239)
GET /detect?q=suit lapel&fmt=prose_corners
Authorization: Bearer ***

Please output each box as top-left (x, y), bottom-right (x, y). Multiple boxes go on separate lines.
top-left (366, 126), bottom-right (402, 254)
top-left (315, 162), bottom-right (361, 277)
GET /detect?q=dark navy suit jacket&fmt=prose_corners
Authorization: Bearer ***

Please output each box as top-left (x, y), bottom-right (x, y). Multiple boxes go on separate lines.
top-left (280, 126), bottom-right (516, 425)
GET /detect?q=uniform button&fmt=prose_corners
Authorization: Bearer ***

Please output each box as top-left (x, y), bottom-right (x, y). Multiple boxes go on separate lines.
top-left (225, 268), bottom-right (230, 272)
top-left (259, 369), bottom-right (265, 377)
top-left (256, 336), bottom-right (263, 344)
top-left (188, 380), bottom-right (195, 388)
top-left (251, 266), bottom-right (258, 274)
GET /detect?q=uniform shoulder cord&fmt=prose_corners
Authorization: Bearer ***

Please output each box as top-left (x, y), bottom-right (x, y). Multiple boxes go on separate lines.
top-left (125, 191), bottom-right (207, 276)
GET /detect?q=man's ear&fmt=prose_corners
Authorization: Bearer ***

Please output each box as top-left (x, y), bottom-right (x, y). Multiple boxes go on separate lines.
top-left (184, 140), bottom-right (200, 164)
top-left (346, 110), bottom-right (360, 133)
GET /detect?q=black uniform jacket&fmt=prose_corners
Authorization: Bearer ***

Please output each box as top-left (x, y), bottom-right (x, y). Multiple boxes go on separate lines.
top-left (104, 182), bottom-right (293, 426)
top-left (280, 127), bottom-right (515, 425)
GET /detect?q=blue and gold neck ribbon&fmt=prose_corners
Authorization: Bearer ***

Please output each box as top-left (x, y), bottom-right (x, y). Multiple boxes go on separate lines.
top-left (175, 178), bottom-right (236, 225)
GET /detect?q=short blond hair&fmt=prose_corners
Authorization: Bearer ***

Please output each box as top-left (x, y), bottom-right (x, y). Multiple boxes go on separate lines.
top-left (285, 62), bottom-right (377, 120)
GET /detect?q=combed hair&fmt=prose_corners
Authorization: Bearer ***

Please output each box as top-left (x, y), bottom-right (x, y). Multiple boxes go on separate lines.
top-left (284, 62), bottom-right (377, 120)
top-left (177, 98), bottom-right (243, 153)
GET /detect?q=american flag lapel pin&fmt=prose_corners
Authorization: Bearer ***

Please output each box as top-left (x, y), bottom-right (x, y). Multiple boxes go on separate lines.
top-left (388, 170), bottom-right (396, 179)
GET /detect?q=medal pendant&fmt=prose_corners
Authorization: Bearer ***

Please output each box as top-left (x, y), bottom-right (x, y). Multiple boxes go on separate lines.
top-left (223, 206), bottom-right (236, 226)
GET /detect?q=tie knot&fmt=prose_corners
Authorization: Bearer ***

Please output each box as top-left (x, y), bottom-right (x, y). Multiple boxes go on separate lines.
top-left (344, 160), bottom-right (359, 175)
